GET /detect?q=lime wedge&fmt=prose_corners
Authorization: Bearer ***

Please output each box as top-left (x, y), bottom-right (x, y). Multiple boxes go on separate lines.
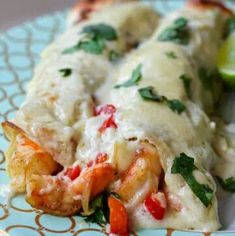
top-left (217, 33), bottom-right (235, 87)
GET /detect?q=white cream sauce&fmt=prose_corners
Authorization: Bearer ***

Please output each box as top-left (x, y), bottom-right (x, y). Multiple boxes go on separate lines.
top-left (15, 2), bottom-right (159, 166)
top-left (9, 1), bottom-right (233, 232)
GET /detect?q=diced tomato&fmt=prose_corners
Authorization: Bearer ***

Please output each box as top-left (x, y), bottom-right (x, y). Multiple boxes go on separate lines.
top-left (108, 196), bottom-right (129, 235)
top-left (95, 104), bottom-right (116, 116)
top-left (86, 153), bottom-right (108, 168)
top-left (188, 0), bottom-right (233, 15)
top-left (99, 115), bottom-right (117, 133)
top-left (86, 160), bottom-right (94, 168)
top-left (96, 153), bottom-right (108, 164)
top-left (144, 192), bottom-right (167, 220)
top-left (65, 164), bottom-right (81, 180)
top-left (96, 104), bottom-right (118, 133)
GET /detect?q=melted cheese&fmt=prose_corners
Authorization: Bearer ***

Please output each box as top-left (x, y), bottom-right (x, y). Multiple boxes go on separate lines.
top-left (9, 0), bottom-right (233, 232)
top-left (15, 2), bottom-right (159, 166)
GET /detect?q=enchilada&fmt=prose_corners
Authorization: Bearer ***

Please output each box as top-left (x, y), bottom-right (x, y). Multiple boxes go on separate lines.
top-left (1, 0), bottom-right (234, 234)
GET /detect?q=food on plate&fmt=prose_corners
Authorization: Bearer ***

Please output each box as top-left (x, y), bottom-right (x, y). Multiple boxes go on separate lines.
top-left (1, 0), bottom-right (235, 234)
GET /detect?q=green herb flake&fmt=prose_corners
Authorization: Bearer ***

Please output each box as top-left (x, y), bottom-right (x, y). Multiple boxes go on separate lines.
top-left (138, 86), bottom-right (186, 114)
top-left (167, 99), bottom-right (186, 114)
top-left (84, 193), bottom-right (109, 225)
top-left (109, 50), bottom-right (121, 62)
top-left (171, 153), bottom-right (214, 207)
top-left (179, 74), bottom-right (192, 98)
top-left (63, 37), bottom-right (105, 55)
top-left (165, 51), bottom-right (177, 59)
top-left (115, 63), bottom-right (142, 88)
top-left (138, 86), bottom-right (164, 102)
top-left (59, 68), bottom-right (72, 77)
top-left (158, 17), bottom-right (190, 45)
top-left (216, 176), bottom-right (235, 193)
top-left (224, 16), bottom-right (235, 38)
top-left (85, 208), bottom-right (107, 224)
top-left (82, 23), bottom-right (117, 41)
top-left (62, 45), bottom-right (80, 54)
top-left (63, 23), bottom-right (117, 55)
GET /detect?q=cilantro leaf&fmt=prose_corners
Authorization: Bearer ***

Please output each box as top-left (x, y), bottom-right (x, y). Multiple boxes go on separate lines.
top-left (158, 17), bottom-right (190, 45)
top-left (179, 74), bottom-right (192, 98)
top-left (109, 50), bottom-right (121, 62)
top-left (165, 51), bottom-right (177, 59)
top-left (85, 208), bottom-right (107, 224)
top-left (216, 176), bottom-right (235, 193)
top-left (82, 23), bottom-right (117, 41)
top-left (224, 16), bottom-right (235, 38)
top-left (171, 153), bottom-right (214, 207)
top-left (84, 193), bottom-right (109, 225)
top-left (63, 37), bottom-right (105, 55)
top-left (138, 86), bottom-right (164, 102)
top-left (78, 37), bottom-right (105, 54)
top-left (115, 63), bottom-right (142, 88)
top-left (59, 68), bottom-right (72, 77)
top-left (138, 86), bottom-right (186, 114)
top-left (63, 23), bottom-right (117, 55)
top-left (167, 99), bottom-right (186, 114)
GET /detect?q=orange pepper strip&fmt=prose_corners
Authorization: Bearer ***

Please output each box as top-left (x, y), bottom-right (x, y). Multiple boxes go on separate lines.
top-left (108, 196), bottom-right (129, 236)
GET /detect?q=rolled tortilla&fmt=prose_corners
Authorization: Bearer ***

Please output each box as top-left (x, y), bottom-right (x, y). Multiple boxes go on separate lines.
top-left (92, 1), bottom-right (230, 231)
top-left (13, 1), bottom-right (159, 166)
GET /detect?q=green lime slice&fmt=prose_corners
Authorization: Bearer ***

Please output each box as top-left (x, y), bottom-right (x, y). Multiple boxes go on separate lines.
top-left (217, 33), bottom-right (235, 87)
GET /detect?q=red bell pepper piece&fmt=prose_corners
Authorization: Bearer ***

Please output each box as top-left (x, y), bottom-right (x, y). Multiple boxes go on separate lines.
top-left (96, 104), bottom-right (116, 116)
top-left (144, 192), bottom-right (167, 220)
top-left (65, 164), bottom-right (81, 180)
top-left (99, 115), bottom-right (117, 133)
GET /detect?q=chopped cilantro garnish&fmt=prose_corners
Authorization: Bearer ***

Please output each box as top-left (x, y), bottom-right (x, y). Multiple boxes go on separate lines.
top-left (138, 86), bottom-right (164, 102)
top-left (115, 63), bottom-right (142, 88)
top-left (165, 51), bottom-right (177, 59)
top-left (109, 50), bottom-right (121, 62)
top-left (63, 23), bottom-right (117, 55)
top-left (167, 99), bottom-right (186, 114)
top-left (179, 74), bottom-right (192, 98)
top-left (138, 86), bottom-right (186, 114)
top-left (82, 23), bottom-right (117, 41)
top-left (84, 193), bottom-right (109, 225)
top-left (63, 36), bottom-right (105, 55)
top-left (224, 16), bottom-right (235, 38)
top-left (171, 153), bottom-right (214, 207)
top-left (216, 176), bottom-right (235, 193)
top-left (59, 68), bottom-right (72, 77)
top-left (82, 191), bottom-right (121, 224)
top-left (158, 17), bottom-right (190, 45)
top-left (85, 208), bottom-right (107, 224)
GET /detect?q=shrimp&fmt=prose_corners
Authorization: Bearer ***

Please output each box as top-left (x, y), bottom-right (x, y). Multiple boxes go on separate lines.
top-left (2, 121), bottom-right (59, 193)
top-left (188, 0), bottom-right (232, 15)
top-left (115, 141), bottom-right (162, 208)
top-left (67, 0), bottom-right (115, 27)
top-left (26, 163), bottom-right (115, 216)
